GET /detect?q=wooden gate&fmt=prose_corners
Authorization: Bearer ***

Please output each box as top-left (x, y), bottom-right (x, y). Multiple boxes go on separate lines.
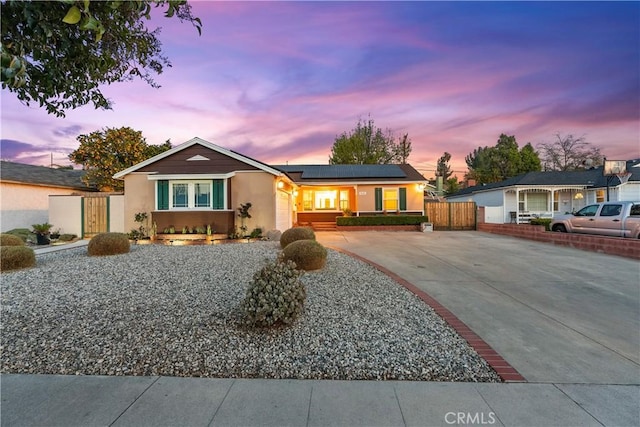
top-left (425, 202), bottom-right (476, 230)
top-left (83, 196), bottom-right (108, 236)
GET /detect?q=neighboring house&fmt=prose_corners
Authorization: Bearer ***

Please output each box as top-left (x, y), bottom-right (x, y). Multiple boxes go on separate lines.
top-left (113, 137), bottom-right (429, 234)
top-left (446, 160), bottom-right (640, 223)
top-left (0, 161), bottom-right (95, 232)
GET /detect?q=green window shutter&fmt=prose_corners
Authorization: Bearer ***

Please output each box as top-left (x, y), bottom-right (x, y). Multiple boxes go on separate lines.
top-left (399, 187), bottom-right (407, 211)
top-left (375, 187), bottom-right (382, 211)
top-left (157, 180), bottom-right (169, 210)
top-left (212, 179), bottom-right (224, 209)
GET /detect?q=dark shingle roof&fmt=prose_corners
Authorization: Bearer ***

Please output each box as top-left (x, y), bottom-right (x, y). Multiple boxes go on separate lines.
top-left (448, 160), bottom-right (639, 198)
top-left (272, 164), bottom-right (426, 182)
top-left (0, 161), bottom-right (94, 190)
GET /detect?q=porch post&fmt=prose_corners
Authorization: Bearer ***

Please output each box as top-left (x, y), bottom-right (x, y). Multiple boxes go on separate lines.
top-left (515, 188), bottom-right (519, 224)
top-left (550, 188), bottom-right (554, 216)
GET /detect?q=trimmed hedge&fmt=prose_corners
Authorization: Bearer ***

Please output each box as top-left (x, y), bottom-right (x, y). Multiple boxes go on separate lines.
top-left (336, 215), bottom-right (429, 226)
top-left (88, 233), bottom-right (130, 256)
top-left (1, 246), bottom-right (36, 272)
top-left (0, 233), bottom-right (25, 246)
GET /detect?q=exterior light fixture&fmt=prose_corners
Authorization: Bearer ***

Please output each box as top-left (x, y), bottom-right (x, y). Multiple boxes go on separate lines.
top-left (277, 181), bottom-right (285, 189)
top-left (418, 183), bottom-right (426, 191)
top-left (574, 192), bottom-right (584, 200)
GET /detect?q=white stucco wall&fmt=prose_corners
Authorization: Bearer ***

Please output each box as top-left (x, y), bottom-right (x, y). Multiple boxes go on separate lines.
top-left (1, 182), bottom-right (79, 232)
top-left (49, 195), bottom-right (83, 236)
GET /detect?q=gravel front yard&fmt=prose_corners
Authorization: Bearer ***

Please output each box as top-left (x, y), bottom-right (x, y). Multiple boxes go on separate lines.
top-left (1, 242), bottom-right (500, 382)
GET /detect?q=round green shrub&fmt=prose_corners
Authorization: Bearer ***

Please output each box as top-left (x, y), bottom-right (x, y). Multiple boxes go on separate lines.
top-left (58, 234), bottom-right (77, 242)
top-left (0, 233), bottom-right (25, 246)
top-left (241, 259), bottom-right (306, 327)
top-left (280, 226), bottom-right (315, 248)
top-left (1, 246), bottom-right (35, 272)
top-left (282, 239), bottom-right (327, 271)
top-left (88, 232), bottom-right (130, 256)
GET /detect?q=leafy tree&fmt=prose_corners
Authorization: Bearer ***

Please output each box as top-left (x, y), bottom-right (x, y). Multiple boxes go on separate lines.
top-left (435, 152), bottom-right (453, 181)
top-left (69, 127), bottom-right (171, 191)
top-left (519, 142), bottom-right (542, 172)
top-left (445, 176), bottom-right (460, 195)
top-left (1, 0), bottom-right (201, 117)
top-left (329, 117), bottom-right (411, 164)
top-left (537, 133), bottom-right (604, 171)
top-left (465, 134), bottom-right (542, 184)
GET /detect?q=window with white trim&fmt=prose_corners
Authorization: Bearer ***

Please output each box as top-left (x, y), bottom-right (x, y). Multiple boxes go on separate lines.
top-left (157, 180), bottom-right (225, 210)
top-left (383, 189), bottom-right (398, 211)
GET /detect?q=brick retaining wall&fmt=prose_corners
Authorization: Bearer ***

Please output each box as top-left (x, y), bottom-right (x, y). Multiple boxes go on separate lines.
top-left (477, 223), bottom-right (640, 260)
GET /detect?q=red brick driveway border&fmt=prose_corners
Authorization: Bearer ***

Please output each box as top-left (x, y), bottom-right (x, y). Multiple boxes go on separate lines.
top-left (327, 245), bottom-right (527, 383)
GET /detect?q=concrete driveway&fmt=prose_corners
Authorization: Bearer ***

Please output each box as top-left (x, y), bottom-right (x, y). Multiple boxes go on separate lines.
top-left (317, 231), bottom-right (640, 384)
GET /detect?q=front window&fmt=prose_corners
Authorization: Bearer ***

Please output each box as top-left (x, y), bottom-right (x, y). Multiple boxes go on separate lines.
top-left (518, 192), bottom-right (547, 211)
top-left (384, 189), bottom-right (398, 211)
top-left (167, 181), bottom-right (220, 209)
top-left (195, 183), bottom-right (210, 208)
top-left (301, 189), bottom-right (351, 211)
top-left (315, 190), bottom-right (337, 210)
top-left (596, 189), bottom-right (605, 203)
top-left (172, 183), bottom-right (189, 208)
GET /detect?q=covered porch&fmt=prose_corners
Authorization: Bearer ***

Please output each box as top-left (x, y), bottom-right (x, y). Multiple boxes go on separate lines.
top-left (503, 185), bottom-right (587, 224)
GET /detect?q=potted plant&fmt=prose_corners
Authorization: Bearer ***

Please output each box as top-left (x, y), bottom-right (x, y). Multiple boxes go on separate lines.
top-left (31, 222), bottom-right (53, 245)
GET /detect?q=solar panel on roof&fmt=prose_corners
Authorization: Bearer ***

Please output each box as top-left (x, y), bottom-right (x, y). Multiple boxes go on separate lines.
top-left (299, 164), bottom-right (407, 179)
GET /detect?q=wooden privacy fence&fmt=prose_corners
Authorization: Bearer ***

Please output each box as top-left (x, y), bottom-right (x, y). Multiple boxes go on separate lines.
top-left (425, 202), bottom-right (476, 230)
top-left (83, 195), bottom-right (109, 236)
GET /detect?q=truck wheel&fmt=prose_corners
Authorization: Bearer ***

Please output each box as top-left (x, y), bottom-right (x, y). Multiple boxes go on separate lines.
top-left (552, 224), bottom-right (567, 233)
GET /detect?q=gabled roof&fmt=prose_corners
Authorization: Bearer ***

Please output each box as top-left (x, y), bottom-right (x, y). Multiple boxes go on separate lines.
top-left (272, 164), bottom-right (427, 183)
top-left (0, 161), bottom-right (94, 191)
top-left (448, 160), bottom-right (639, 198)
top-left (113, 137), bottom-right (284, 179)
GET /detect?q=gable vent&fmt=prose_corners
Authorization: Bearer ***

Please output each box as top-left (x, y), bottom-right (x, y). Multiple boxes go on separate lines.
top-left (187, 155), bottom-right (210, 161)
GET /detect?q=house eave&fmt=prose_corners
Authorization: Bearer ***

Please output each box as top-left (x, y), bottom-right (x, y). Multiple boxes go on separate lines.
top-left (113, 137), bottom-right (284, 179)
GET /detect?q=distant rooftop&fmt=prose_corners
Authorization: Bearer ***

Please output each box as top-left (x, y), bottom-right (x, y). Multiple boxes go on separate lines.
top-left (0, 161), bottom-right (95, 191)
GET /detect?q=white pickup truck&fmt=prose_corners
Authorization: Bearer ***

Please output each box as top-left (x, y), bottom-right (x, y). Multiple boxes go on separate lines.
top-left (551, 201), bottom-right (640, 238)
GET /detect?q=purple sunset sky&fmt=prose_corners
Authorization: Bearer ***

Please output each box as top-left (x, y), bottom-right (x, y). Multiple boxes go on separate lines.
top-left (1, 1), bottom-right (639, 178)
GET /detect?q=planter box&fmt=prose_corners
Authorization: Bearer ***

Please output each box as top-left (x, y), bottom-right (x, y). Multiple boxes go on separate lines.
top-left (155, 233), bottom-right (228, 241)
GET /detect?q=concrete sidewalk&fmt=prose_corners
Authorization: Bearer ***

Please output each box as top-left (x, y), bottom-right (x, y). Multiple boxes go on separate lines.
top-left (2, 374), bottom-right (638, 426)
top-left (2, 231), bottom-right (638, 426)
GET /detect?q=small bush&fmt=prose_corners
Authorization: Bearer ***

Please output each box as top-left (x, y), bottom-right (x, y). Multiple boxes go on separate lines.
top-left (0, 233), bottom-right (25, 246)
top-left (1, 246), bottom-right (35, 272)
top-left (282, 239), bottom-right (327, 271)
top-left (4, 228), bottom-right (32, 243)
top-left (241, 258), bottom-right (306, 327)
top-left (336, 215), bottom-right (428, 226)
top-left (280, 226), bottom-right (315, 248)
top-left (58, 234), bottom-right (77, 242)
top-left (530, 218), bottom-right (553, 231)
top-left (250, 227), bottom-right (263, 238)
top-left (88, 233), bottom-right (130, 256)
